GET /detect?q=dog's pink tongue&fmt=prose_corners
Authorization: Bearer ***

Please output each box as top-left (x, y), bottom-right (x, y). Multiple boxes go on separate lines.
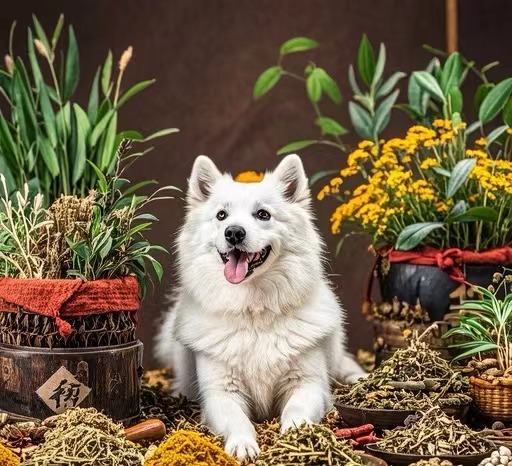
top-left (224, 252), bottom-right (248, 284)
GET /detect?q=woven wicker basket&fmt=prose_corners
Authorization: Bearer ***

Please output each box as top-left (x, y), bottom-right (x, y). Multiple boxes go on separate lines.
top-left (470, 376), bottom-right (512, 420)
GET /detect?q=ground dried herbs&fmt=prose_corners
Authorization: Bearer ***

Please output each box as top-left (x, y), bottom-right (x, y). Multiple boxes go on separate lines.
top-left (336, 333), bottom-right (471, 410)
top-left (0, 443), bottom-right (19, 466)
top-left (0, 421), bottom-right (48, 461)
top-left (255, 423), bottom-right (365, 466)
top-left (143, 430), bottom-right (238, 466)
top-left (24, 408), bottom-right (144, 466)
top-left (376, 407), bottom-right (492, 456)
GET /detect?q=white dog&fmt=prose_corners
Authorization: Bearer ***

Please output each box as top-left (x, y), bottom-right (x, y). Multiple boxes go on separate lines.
top-left (155, 154), bottom-right (366, 460)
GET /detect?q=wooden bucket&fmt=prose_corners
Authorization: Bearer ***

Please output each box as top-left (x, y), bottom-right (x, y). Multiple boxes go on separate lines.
top-left (0, 341), bottom-right (143, 422)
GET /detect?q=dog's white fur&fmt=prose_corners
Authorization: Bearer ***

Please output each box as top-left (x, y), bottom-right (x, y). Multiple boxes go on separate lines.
top-left (155, 154), bottom-right (366, 460)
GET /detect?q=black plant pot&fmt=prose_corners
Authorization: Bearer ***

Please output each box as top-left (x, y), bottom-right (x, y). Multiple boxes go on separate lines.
top-left (378, 260), bottom-right (509, 321)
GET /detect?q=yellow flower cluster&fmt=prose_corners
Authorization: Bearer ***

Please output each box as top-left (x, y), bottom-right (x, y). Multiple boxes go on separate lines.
top-left (318, 118), bottom-right (501, 242)
top-left (234, 170), bottom-right (264, 183)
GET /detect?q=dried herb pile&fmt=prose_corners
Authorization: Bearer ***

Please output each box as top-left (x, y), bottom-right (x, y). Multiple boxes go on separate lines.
top-left (23, 408), bottom-right (144, 466)
top-left (377, 408), bottom-right (492, 456)
top-left (255, 424), bottom-right (365, 466)
top-left (0, 442), bottom-right (19, 466)
top-left (143, 430), bottom-right (237, 466)
top-left (0, 420), bottom-right (49, 462)
top-left (365, 298), bottom-right (430, 324)
top-left (336, 333), bottom-right (471, 410)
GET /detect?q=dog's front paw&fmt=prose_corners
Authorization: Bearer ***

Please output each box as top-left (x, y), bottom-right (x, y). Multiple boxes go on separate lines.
top-left (225, 434), bottom-right (260, 461)
top-left (280, 415), bottom-right (313, 433)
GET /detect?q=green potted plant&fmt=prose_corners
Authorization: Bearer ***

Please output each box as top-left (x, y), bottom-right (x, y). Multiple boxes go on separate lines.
top-left (0, 15), bottom-right (178, 421)
top-left (254, 35), bottom-right (512, 360)
top-left (445, 270), bottom-right (512, 420)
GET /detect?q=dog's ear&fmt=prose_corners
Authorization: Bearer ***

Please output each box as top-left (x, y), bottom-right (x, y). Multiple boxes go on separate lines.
top-left (273, 154), bottom-right (309, 203)
top-left (188, 155), bottom-right (222, 203)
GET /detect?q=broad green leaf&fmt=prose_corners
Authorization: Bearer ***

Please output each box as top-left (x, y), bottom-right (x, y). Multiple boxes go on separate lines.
top-left (39, 137), bottom-right (60, 177)
top-left (101, 50), bottom-right (113, 97)
top-left (447, 86), bottom-right (463, 114)
top-left (117, 79), bottom-right (155, 108)
top-left (376, 71), bottom-right (406, 99)
top-left (148, 256), bottom-right (164, 281)
top-left (357, 34), bottom-right (375, 87)
top-left (118, 130), bottom-right (144, 141)
top-left (27, 29), bottom-right (43, 89)
top-left (474, 83), bottom-right (494, 113)
top-left (412, 71), bottom-right (446, 103)
top-left (448, 200), bottom-right (467, 217)
top-left (63, 26), bottom-right (79, 100)
top-left (279, 37), bottom-right (319, 55)
top-left (72, 104), bottom-right (89, 184)
top-left (253, 66), bottom-right (282, 99)
top-left (318, 69), bottom-right (341, 104)
top-left (100, 112), bottom-right (118, 172)
top-left (309, 169), bottom-right (339, 187)
top-left (447, 158), bottom-right (477, 198)
top-left (87, 66), bottom-right (101, 123)
top-left (372, 43), bottom-right (386, 88)
top-left (503, 98), bottom-right (512, 127)
top-left (479, 78), bottom-right (512, 123)
top-left (395, 222), bottom-right (444, 251)
top-left (306, 68), bottom-right (323, 103)
top-left (55, 102), bottom-right (71, 140)
top-left (440, 52), bottom-right (461, 93)
top-left (373, 89), bottom-right (399, 136)
top-left (90, 109), bottom-right (114, 147)
top-left (0, 112), bottom-right (17, 162)
top-left (143, 128), bottom-right (179, 142)
top-left (315, 116), bottom-right (348, 136)
top-left (487, 125), bottom-right (508, 145)
top-left (277, 140), bottom-right (316, 155)
top-left (408, 74), bottom-right (429, 116)
top-left (432, 166), bottom-right (452, 178)
top-left (348, 101), bottom-right (373, 139)
top-left (39, 82), bottom-right (57, 147)
top-left (448, 206), bottom-right (499, 223)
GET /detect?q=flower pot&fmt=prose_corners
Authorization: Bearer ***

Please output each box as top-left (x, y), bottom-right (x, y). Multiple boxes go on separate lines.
top-left (378, 260), bottom-right (509, 321)
top-left (470, 376), bottom-right (512, 421)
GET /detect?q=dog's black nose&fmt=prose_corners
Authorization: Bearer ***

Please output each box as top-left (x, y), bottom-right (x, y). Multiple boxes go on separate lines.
top-left (225, 225), bottom-right (246, 246)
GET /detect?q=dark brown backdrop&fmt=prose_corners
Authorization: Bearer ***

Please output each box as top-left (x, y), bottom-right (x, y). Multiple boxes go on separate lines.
top-left (2, 0), bottom-right (511, 366)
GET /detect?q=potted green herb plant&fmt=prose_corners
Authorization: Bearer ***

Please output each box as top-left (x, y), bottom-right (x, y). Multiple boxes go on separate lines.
top-left (0, 15), bottom-right (178, 421)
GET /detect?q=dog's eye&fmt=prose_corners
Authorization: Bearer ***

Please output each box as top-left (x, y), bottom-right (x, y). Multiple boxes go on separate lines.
top-left (256, 209), bottom-right (271, 221)
top-left (216, 210), bottom-right (228, 221)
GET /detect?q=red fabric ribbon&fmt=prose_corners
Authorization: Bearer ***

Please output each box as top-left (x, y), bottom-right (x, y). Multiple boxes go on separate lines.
top-left (382, 246), bottom-right (512, 284)
top-left (0, 276), bottom-right (140, 337)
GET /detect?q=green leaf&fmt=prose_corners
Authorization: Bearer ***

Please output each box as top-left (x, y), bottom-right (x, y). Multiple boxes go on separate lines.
top-left (87, 67), bottom-right (100, 123)
top-left (100, 112), bottom-right (118, 172)
top-left (373, 89), bottom-right (399, 136)
top-left (51, 14), bottom-right (65, 51)
top-left (277, 140), bottom-right (316, 155)
top-left (87, 160), bottom-right (108, 192)
top-left (90, 109), bottom-right (114, 147)
top-left (306, 68), bottom-right (323, 103)
top-left (447, 158), bottom-right (477, 198)
top-left (117, 79), bottom-right (155, 108)
top-left (32, 15), bottom-right (51, 56)
top-left (253, 66), bottom-right (282, 99)
top-left (408, 74), bottom-right (429, 117)
top-left (432, 166), bottom-right (452, 178)
top-left (474, 83), bottom-right (494, 113)
top-left (376, 72), bottom-right (406, 99)
top-left (452, 342), bottom-right (499, 363)
top-left (348, 102), bottom-right (373, 139)
top-left (503, 98), bottom-right (512, 127)
top-left (143, 128), bottom-right (180, 142)
top-left (39, 81), bottom-right (57, 147)
top-left (72, 104), bottom-right (89, 184)
top-left (27, 29), bottom-right (43, 89)
top-left (63, 26), bottom-right (79, 100)
top-left (39, 137), bottom-right (60, 177)
top-left (309, 169), bottom-right (339, 187)
top-left (487, 125), bottom-right (508, 145)
top-left (318, 69), bottom-right (341, 104)
top-left (148, 256), bottom-right (164, 281)
top-left (479, 78), bottom-right (512, 124)
top-left (440, 52), bottom-right (461, 93)
top-left (101, 50), bottom-right (113, 97)
top-left (395, 222), bottom-right (444, 251)
top-left (447, 86), bottom-right (463, 114)
top-left (279, 37), bottom-right (319, 55)
top-left (448, 206), bottom-right (499, 223)
top-left (448, 200), bottom-right (467, 217)
top-left (315, 116), bottom-right (348, 136)
top-left (348, 65), bottom-right (361, 94)
top-left (412, 71), bottom-right (446, 103)
top-left (357, 34), bottom-right (375, 87)
top-left (123, 180), bottom-right (158, 197)
top-left (372, 43), bottom-right (386, 88)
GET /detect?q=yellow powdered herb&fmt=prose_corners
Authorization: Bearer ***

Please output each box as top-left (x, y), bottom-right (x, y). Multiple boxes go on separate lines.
top-left (0, 443), bottom-right (19, 466)
top-left (144, 430), bottom-right (238, 466)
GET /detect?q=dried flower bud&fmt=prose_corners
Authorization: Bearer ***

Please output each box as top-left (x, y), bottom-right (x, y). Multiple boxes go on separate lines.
top-left (34, 39), bottom-right (48, 58)
top-left (4, 55), bottom-right (13, 74)
top-left (119, 46), bottom-right (133, 72)
top-left (493, 272), bottom-right (503, 283)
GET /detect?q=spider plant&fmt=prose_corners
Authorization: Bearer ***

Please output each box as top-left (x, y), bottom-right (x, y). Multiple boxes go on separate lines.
top-left (445, 272), bottom-right (512, 371)
top-left (0, 15), bottom-right (177, 202)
